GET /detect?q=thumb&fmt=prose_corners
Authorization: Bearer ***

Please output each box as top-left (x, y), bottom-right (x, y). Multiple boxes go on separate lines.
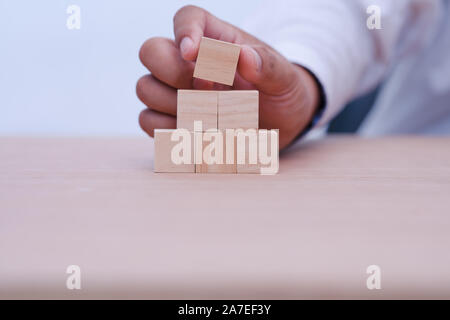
top-left (238, 45), bottom-right (298, 94)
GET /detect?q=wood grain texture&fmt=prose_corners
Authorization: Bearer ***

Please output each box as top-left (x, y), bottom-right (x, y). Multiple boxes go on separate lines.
top-left (1, 136), bottom-right (450, 299)
top-left (196, 130), bottom-right (237, 174)
top-left (218, 91), bottom-right (259, 130)
top-left (236, 128), bottom-right (260, 174)
top-left (177, 90), bottom-right (217, 131)
top-left (193, 37), bottom-right (241, 86)
top-left (154, 129), bottom-right (195, 173)
top-left (236, 129), bottom-right (279, 174)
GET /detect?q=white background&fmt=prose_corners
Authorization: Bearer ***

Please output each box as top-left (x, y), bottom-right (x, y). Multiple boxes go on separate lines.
top-left (0, 0), bottom-right (261, 136)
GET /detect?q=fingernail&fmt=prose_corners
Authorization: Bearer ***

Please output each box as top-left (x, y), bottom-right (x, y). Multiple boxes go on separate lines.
top-left (249, 47), bottom-right (262, 71)
top-left (180, 37), bottom-right (194, 57)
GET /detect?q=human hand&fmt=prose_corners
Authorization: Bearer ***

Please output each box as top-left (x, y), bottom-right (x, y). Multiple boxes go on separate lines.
top-left (137, 5), bottom-right (321, 149)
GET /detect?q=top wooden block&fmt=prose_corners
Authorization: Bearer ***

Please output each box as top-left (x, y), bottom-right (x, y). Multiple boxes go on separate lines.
top-left (193, 37), bottom-right (241, 86)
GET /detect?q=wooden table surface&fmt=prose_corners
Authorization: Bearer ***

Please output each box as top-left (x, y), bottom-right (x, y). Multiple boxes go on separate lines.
top-left (1, 136), bottom-right (450, 299)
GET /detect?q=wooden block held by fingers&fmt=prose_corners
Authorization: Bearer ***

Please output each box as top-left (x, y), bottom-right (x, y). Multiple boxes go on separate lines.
top-left (193, 37), bottom-right (241, 86)
top-left (236, 129), bottom-right (279, 174)
top-left (154, 129), bottom-right (195, 173)
top-left (218, 91), bottom-right (259, 130)
top-left (196, 130), bottom-right (237, 174)
top-left (177, 90), bottom-right (217, 131)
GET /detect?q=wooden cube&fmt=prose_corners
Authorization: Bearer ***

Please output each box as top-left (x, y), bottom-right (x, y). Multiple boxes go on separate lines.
top-left (154, 129), bottom-right (195, 173)
top-left (196, 130), bottom-right (237, 174)
top-left (236, 129), bottom-right (259, 174)
top-left (218, 91), bottom-right (259, 130)
top-left (177, 90), bottom-right (217, 131)
top-left (193, 37), bottom-right (241, 86)
top-left (236, 129), bottom-right (279, 174)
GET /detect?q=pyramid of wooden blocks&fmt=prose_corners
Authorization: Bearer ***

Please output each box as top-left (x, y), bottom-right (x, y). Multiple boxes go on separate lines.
top-left (153, 37), bottom-right (279, 174)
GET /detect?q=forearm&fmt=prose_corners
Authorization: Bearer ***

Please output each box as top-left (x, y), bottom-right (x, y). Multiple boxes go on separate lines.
top-left (243, 0), bottom-right (442, 128)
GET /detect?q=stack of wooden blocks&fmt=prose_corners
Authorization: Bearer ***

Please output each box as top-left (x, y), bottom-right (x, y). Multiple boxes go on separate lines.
top-left (154, 37), bottom-right (279, 174)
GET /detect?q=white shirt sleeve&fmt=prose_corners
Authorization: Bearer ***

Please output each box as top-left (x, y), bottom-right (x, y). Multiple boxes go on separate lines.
top-left (242, 0), bottom-right (442, 127)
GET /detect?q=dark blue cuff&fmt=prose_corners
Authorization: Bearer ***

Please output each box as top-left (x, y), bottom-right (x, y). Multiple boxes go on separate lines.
top-left (289, 67), bottom-right (326, 145)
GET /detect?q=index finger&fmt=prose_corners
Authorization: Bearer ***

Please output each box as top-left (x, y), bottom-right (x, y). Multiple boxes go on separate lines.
top-left (173, 5), bottom-right (206, 61)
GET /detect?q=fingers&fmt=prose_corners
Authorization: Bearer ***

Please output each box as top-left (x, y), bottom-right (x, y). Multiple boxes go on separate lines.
top-left (173, 5), bottom-right (248, 61)
top-left (238, 45), bottom-right (300, 95)
top-left (136, 75), bottom-right (177, 116)
top-left (173, 6), bottom-right (298, 95)
top-left (173, 5), bottom-right (206, 61)
top-left (139, 37), bottom-right (194, 89)
top-left (139, 109), bottom-right (176, 137)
